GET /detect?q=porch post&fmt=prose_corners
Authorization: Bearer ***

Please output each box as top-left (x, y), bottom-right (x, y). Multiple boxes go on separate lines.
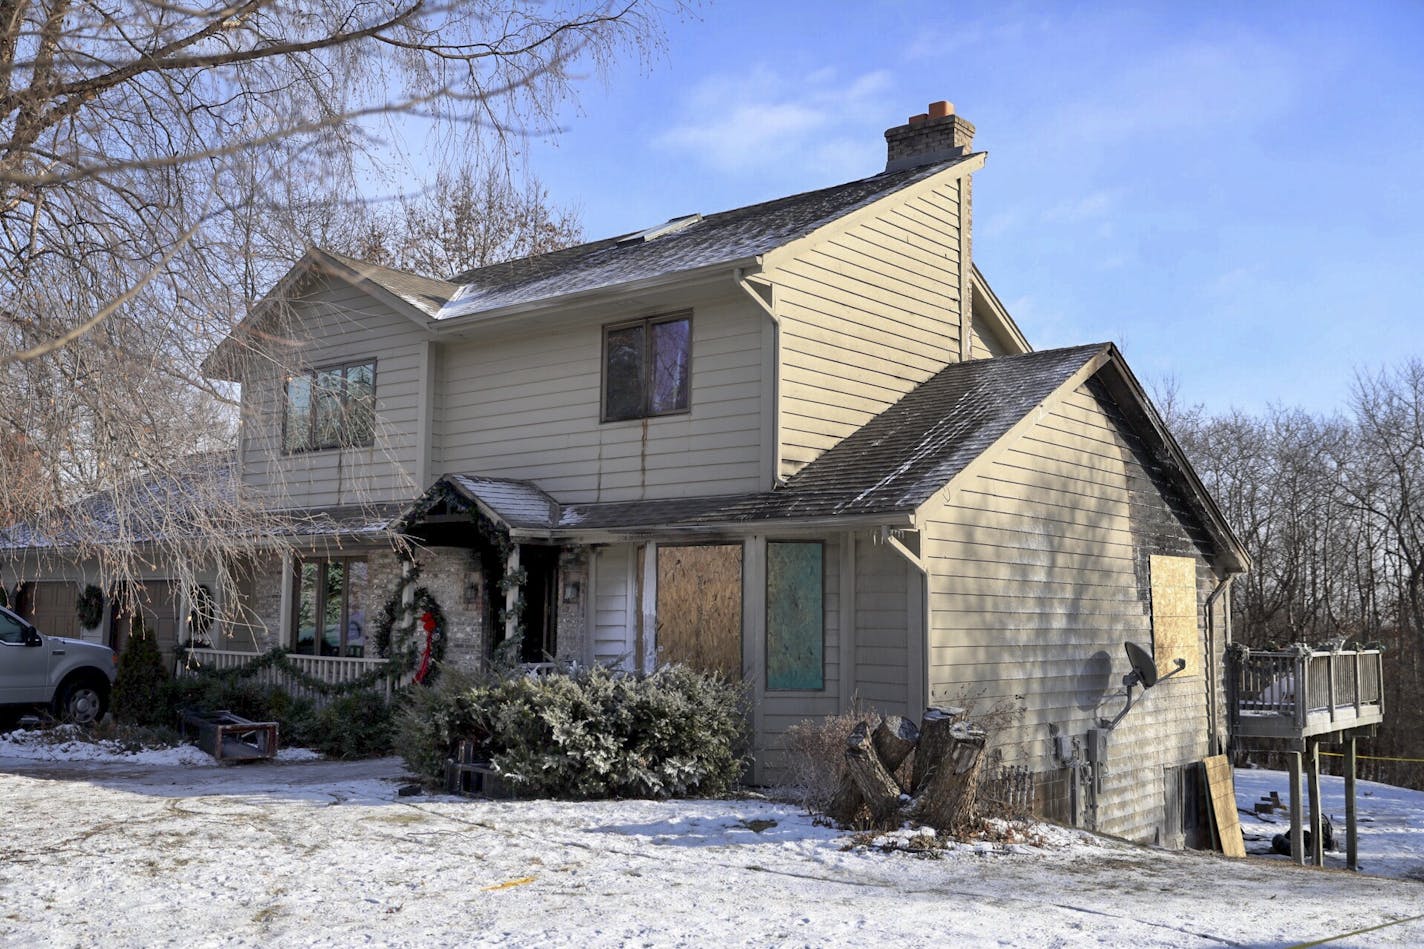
top-left (640, 542), bottom-right (657, 675)
top-left (1288, 751), bottom-right (1304, 867)
top-left (1307, 740), bottom-right (1324, 867)
top-left (504, 545), bottom-right (521, 647)
top-left (1345, 737), bottom-right (1359, 871)
top-left (277, 550), bottom-right (294, 652)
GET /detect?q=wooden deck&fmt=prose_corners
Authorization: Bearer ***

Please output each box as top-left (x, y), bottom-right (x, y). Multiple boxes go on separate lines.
top-left (1228, 645), bottom-right (1384, 744)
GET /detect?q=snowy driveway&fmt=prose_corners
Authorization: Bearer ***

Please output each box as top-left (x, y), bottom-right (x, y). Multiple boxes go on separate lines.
top-left (2, 757), bottom-right (1423, 947)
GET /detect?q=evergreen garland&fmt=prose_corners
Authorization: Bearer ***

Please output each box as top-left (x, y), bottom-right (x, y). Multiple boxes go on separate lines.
top-left (186, 647), bottom-right (406, 696)
top-left (75, 584), bottom-right (105, 629)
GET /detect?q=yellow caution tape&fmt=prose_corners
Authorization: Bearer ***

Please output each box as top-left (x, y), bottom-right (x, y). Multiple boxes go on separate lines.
top-left (1318, 751), bottom-right (1424, 764)
top-left (481, 876), bottom-right (536, 891)
top-left (1285, 912), bottom-right (1424, 948)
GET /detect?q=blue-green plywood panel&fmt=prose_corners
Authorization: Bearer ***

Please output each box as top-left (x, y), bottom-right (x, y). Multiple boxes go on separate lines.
top-left (767, 542), bottom-right (823, 690)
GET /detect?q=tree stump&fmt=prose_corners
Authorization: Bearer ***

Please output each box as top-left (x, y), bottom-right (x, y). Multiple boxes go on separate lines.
top-left (828, 715), bottom-right (919, 823)
top-left (842, 721), bottom-right (903, 826)
top-left (908, 722), bottom-right (986, 832)
top-left (911, 706), bottom-right (965, 794)
top-left (872, 715), bottom-right (920, 782)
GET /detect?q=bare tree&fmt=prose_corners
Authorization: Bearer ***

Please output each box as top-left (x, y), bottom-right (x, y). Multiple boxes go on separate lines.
top-left (0, 1), bottom-right (671, 608)
top-left (324, 159), bottom-right (582, 278)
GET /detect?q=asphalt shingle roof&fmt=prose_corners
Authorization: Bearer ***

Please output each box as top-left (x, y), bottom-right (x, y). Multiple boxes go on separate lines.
top-left (436, 158), bottom-right (972, 320)
top-left (713, 343), bottom-right (1108, 523)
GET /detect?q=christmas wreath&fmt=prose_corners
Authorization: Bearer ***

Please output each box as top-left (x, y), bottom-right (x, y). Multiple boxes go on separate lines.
top-left (372, 560), bottom-right (447, 684)
top-left (76, 584), bottom-right (105, 629)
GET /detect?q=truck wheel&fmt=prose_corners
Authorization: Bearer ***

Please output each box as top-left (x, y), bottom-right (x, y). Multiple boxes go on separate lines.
top-left (55, 680), bottom-right (109, 726)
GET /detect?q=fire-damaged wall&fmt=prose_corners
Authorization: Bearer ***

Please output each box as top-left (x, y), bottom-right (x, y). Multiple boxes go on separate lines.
top-left (921, 373), bottom-right (1230, 846)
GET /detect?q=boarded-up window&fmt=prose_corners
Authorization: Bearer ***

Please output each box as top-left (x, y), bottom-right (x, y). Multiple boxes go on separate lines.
top-left (656, 545), bottom-right (742, 678)
top-left (766, 541), bottom-right (823, 691)
top-left (1149, 554), bottom-right (1198, 677)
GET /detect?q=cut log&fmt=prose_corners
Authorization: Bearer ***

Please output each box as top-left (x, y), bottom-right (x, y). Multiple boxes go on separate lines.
top-left (908, 722), bottom-right (986, 833)
top-left (911, 706), bottom-right (965, 794)
top-left (826, 777), bottom-right (865, 826)
top-left (872, 715), bottom-right (920, 780)
top-left (826, 721), bottom-right (875, 825)
top-left (845, 743), bottom-right (903, 827)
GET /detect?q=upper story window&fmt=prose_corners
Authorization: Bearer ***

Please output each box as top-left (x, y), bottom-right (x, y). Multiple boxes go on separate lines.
top-left (284, 360), bottom-right (375, 452)
top-left (603, 314), bottom-right (691, 422)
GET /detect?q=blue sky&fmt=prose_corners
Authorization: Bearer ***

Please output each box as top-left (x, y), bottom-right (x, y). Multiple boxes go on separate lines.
top-left (512, 1), bottom-right (1424, 415)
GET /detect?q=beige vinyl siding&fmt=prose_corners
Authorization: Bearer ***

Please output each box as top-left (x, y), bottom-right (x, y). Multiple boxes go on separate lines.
top-left (771, 179), bottom-right (966, 477)
top-left (851, 535), bottom-right (912, 717)
top-left (240, 277), bottom-right (424, 507)
top-left (922, 377), bottom-right (1219, 844)
top-left (756, 537), bottom-right (842, 778)
top-left (438, 292), bottom-right (764, 503)
top-left (591, 544), bottom-right (637, 668)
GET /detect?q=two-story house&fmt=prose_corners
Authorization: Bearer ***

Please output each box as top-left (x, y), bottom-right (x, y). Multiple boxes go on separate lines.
top-left (3, 102), bottom-right (1248, 846)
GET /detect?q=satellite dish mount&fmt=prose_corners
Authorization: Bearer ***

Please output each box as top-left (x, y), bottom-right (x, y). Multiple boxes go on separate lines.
top-left (1100, 641), bottom-right (1186, 729)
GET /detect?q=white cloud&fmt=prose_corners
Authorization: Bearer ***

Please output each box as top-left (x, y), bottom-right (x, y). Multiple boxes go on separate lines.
top-left (653, 67), bottom-right (897, 178)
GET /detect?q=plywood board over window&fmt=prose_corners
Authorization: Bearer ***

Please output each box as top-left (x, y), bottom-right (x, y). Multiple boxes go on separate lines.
top-left (656, 545), bottom-right (743, 679)
top-left (1149, 554), bottom-right (1199, 678)
top-left (767, 541), bottom-right (824, 691)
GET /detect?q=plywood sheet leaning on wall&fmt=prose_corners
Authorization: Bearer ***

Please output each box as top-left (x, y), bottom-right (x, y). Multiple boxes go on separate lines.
top-left (1203, 755), bottom-right (1246, 858)
top-left (656, 545), bottom-right (743, 679)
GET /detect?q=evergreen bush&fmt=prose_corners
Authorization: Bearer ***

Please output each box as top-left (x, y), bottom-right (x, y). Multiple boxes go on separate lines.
top-left (398, 664), bottom-right (748, 798)
top-left (112, 622), bottom-right (171, 727)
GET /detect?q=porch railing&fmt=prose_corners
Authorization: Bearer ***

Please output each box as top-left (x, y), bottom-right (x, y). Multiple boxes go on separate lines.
top-left (175, 648), bottom-right (410, 706)
top-left (1228, 644), bottom-right (1384, 742)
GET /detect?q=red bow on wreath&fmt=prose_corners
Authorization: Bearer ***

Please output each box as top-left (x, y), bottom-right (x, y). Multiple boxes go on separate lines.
top-left (414, 609), bottom-right (439, 684)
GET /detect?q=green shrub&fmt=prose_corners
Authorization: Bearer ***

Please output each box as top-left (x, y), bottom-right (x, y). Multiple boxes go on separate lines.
top-left (398, 664), bottom-right (748, 798)
top-left (161, 673), bottom-right (396, 758)
top-left (112, 624), bottom-right (170, 727)
top-left (292, 690), bottom-right (396, 759)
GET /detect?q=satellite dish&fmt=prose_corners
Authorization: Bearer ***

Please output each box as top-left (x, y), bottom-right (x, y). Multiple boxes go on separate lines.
top-left (1125, 641), bottom-right (1158, 689)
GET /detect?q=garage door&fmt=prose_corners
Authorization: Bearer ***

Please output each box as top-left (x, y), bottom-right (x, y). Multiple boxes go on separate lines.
top-left (111, 581), bottom-right (182, 663)
top-left (25, 582), bottom-right (83, 639)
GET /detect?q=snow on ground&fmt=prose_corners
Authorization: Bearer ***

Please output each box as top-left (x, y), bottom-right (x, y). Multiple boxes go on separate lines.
top-left (0, 726), bottom-right (321, 766)
top-left (2, 755), bottom-right (1424, 947)
top-left (1235, 766), bottom-right (1424, 882)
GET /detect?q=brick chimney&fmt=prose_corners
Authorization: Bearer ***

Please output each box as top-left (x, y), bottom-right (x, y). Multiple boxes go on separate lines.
top-left (884, 100), bottom-right (975, 172)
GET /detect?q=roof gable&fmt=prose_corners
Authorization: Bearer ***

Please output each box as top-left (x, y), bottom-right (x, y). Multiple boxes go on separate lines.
top-left (203, 248), bottom-right (453, 381)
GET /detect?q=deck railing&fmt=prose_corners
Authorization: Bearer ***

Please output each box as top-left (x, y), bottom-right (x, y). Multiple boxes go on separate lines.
top-left (1228, 644), bottom-right (1384, 741)
top-left (175, 648), bottom-right (410, 707)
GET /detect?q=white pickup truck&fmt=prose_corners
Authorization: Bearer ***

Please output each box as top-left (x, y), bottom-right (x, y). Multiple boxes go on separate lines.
top-left (0, 604), bottom-right (118, 729)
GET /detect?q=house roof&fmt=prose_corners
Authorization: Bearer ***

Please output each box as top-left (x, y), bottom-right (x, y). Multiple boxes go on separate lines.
top-left (0, 453), bottom-right (239, 552)
top-left (0, 454), bottom-right (406, 554)
top-left (428, 157), bottom-right (975, 321)
top-left (318, 250), bottom-right (460, 317)
top-left (206, 154), bottom-right (983, 380)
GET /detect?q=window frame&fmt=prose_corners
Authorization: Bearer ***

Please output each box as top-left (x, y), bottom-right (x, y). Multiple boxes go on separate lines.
top-left (282, 359), bottom-right (378, 454)
top-left (600, 311), bottom-right (693, 423)
top-left (289, 556), bottom-right (368, 658)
